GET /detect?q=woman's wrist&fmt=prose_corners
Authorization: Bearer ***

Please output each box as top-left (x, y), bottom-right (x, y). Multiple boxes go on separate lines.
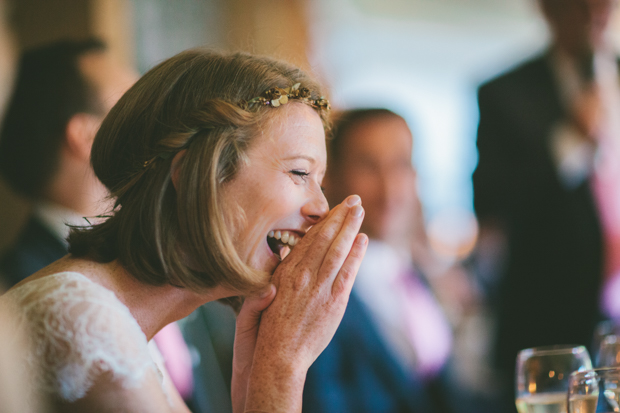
top-left (244, 356), bottom-right (308, 413)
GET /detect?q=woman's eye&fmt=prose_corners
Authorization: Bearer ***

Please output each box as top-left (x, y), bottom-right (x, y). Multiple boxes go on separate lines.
top-left (290, 170), bottom-right (310, 182)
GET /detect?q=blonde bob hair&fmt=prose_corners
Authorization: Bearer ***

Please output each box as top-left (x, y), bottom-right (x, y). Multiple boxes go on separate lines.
top-left (68, 49), bottom-right (329, 298)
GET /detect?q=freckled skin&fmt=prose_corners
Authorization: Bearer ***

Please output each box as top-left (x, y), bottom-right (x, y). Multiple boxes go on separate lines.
top-left (242, 201), bottom-right (368, 412)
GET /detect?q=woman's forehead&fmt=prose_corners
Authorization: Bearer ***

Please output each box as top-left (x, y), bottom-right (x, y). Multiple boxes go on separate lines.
top-left (252, 104), bottom-right (326, 162)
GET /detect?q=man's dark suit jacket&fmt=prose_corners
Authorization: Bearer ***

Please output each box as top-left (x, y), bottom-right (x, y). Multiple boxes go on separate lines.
top-left (0, 215), bottom-right (66, 288)
top-left (303, 292), bottom-right (435, 413)
top-left (473, 52), bottom-right (604, 383)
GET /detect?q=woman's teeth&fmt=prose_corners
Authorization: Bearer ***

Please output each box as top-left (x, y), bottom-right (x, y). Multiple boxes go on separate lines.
top-left (267, 230), bottom-right (299, 247)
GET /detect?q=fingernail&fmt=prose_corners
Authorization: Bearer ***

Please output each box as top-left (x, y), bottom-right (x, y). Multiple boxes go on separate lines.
top-left (352, 205), bottom-right (364, 217)
top-left (346, 195), bottom-right (361, 207)
top-left (356, 234), bottom-right (368, 245)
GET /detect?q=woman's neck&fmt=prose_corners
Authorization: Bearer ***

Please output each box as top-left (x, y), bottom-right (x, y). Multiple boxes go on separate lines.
top-left (105, 259), bottom-right (237, 340)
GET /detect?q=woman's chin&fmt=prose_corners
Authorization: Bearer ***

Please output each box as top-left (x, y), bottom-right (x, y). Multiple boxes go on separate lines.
top-left (265, 255), bottom-right (282, 275)
top-left (249, 252), bottom-right (281, 275)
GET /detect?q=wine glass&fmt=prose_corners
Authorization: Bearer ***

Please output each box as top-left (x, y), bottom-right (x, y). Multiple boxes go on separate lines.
top-left (593, 322), bottom-right (618, 362)
top-left (568, 367), bottom-right (620, 413)
top-left (598, 335), bottom-right (620, 368)
top-left (516, 345), bottom-right (592, 413)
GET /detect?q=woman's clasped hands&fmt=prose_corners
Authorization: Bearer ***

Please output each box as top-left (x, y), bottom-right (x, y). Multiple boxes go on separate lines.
top-left (233, 195), bottom-right (367, 413)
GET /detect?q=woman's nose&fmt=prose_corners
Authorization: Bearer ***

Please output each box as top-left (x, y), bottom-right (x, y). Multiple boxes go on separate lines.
top-left (302, 189), bottom-right (330, 224)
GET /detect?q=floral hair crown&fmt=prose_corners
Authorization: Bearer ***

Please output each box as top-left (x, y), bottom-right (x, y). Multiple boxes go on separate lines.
top-left (240, 83), bottom-right (330, 111)
top-left (141, 84), bottom-right (329, 170)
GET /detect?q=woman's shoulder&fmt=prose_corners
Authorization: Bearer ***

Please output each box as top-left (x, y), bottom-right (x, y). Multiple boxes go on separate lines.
top-left (2, 271), bottom-right (160, 402)
top-left (5, 271), bottom-right (116, 305)
top-left (3, 271), bottom-right (137, 328)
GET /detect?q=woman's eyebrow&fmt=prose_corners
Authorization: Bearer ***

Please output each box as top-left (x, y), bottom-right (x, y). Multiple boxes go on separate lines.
top-left (282, 155), bottom-right (316, 163)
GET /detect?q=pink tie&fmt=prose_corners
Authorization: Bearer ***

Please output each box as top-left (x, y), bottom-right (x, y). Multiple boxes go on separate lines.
top-left (153, 322), bottom-right (194, 400)
top-left (396, 269), bottom-right (452, 379)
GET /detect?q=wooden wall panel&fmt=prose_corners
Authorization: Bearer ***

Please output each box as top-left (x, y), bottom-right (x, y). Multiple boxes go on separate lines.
top-left (222, 0), bottom-right (312, 72)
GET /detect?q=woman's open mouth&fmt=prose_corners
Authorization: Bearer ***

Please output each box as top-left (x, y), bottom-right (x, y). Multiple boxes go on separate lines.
top-left (267, 230), bottom-right (301, 261)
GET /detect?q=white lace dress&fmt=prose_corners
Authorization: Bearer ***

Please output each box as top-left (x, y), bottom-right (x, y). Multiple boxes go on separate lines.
top-left (0, 272), bottom-right (164, 402)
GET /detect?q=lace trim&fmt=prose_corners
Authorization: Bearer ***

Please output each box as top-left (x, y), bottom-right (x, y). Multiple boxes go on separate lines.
top-left (2, 272), bottom-right (161, 401)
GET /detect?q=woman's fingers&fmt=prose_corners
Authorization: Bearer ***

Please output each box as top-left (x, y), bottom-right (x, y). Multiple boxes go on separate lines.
top-left (231, 285), bottom-right (276, 413)
top-left (331, 233), bottom-right (368, 298)
top-left (283, 202), bottom-right (339, 264)
top-left (236, 285), bottom-right (277, 336)
top-left (234, 285), bottom-right (277, 371)
top-left (316, 204), bottom-right (365, 285)
top-left (288, 195), bottom-right (362, 273)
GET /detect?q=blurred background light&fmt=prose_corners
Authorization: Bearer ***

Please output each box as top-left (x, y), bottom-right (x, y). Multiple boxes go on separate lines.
top-left (4, 0), bottom-right (620, 259)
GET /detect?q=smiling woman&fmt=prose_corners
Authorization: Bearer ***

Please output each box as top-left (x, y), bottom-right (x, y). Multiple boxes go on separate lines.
top-left (70, 51), bottom-right (332, 299)
top-left (0, 49), bottom-right (367, 413)
top-left (221, 103), bottom-right (329, 271)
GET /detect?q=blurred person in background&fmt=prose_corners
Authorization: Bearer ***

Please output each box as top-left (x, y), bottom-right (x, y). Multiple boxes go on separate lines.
top-left (303, 108), bottom-right (475, 413)
top-left (0, 1), bottom-right (44, 412)
top-left (473, 0), bottom-right (620, 409)
top-left (0, 38), bottom-right (136, 288)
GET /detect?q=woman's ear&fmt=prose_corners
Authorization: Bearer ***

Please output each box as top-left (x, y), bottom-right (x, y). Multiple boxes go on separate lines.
top-left (170, 149), bottom-right (187, 191)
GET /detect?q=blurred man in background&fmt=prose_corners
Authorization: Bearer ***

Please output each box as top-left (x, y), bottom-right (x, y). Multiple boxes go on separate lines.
top-left (0, 38), bottom-right (136, 287)
top-left (473, 0), bottom-right (620, 409)
top-left (303, 108), bottom-right (471, 413)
